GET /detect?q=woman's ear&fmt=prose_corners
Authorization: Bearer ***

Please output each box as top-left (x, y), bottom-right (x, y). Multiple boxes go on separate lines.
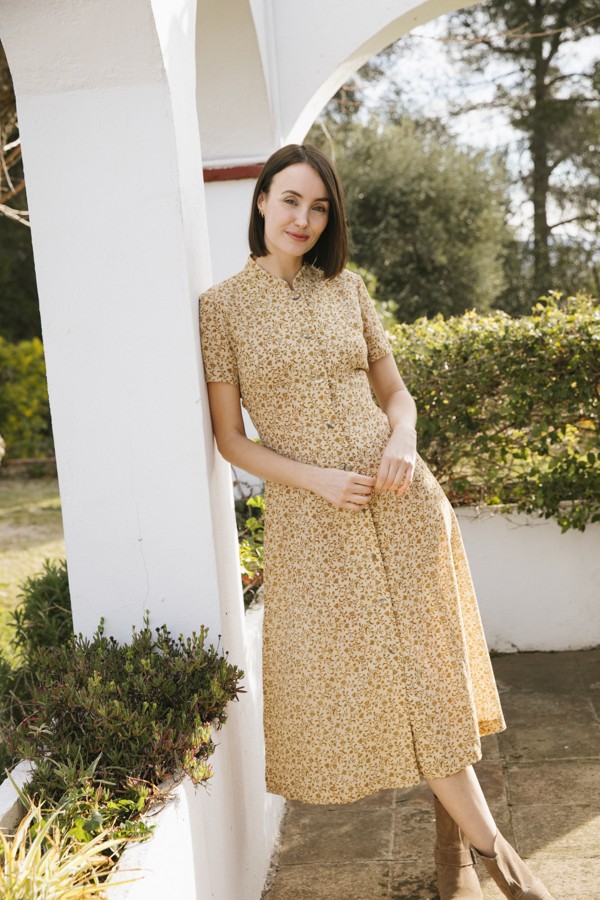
top-left (257, 191), bottom-right (266, 217)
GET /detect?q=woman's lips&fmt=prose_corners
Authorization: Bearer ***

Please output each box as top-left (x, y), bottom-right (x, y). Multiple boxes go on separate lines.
top-left (286, 231), bottom-right (309, 242)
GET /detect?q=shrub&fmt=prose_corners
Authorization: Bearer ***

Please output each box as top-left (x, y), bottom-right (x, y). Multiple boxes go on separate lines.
top-left (236, 494), bottom-right (264, 607)
top-left (388, 291), bottom-right (600, 531)
top-left (15, 614), bottom-right (245, 804)
top-left (0, 337), bottom-right (53, 461)
top-left (0, 560), bottom-right (73, 775)
top-left (11, 559), bottom-right (72, 661)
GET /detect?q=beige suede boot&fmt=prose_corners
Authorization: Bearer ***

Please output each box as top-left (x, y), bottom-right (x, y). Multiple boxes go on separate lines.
top-left (473, 829), bottom-right (555, 899)
top-left (433, 794), bottom-right (483, 899)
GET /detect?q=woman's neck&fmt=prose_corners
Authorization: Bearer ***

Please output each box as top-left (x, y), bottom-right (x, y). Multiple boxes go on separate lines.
top-left (253, 253), bottom-right (303, 288)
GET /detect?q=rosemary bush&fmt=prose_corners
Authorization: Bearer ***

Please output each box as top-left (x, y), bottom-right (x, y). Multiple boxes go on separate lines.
top-left (16, 614), bottom-right (244, 803)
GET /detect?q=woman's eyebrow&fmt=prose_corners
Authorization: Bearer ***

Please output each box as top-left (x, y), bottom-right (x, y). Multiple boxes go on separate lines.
top-left (280, 189), bottom-right (330, 202)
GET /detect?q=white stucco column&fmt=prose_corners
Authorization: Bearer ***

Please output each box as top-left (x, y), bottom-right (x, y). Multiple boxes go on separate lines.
top-left (0, 0), bottom-right (232, 645)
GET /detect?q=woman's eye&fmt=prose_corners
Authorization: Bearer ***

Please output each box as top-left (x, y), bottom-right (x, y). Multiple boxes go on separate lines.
top-left (314, 205), bottom-right (328, 214)
top-left (283, 197), bottom-right (297, 205)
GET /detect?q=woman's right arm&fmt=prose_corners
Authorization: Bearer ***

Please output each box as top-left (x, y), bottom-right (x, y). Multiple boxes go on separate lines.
top-left (206, 382), bottom-right (375, 510)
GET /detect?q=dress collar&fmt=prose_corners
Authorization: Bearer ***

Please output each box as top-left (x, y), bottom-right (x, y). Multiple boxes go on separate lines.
top-left (244, 254), bottom-right (322, 291)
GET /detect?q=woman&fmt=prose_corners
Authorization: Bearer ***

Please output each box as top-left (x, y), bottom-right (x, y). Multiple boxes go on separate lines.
top-left (199, 144), bottom-right (554, 900)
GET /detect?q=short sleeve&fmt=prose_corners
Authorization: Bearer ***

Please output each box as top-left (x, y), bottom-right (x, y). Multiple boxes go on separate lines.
top-left (354, 274), bottom-right (393, 363)
top-left (198, 293), bottom-right (240, 387)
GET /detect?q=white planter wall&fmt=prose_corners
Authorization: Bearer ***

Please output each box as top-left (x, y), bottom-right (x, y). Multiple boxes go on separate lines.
top-left (456, 508), bottom-right (600, 652)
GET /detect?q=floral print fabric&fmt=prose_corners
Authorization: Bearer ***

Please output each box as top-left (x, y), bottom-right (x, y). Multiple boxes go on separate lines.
top-left (199, 256), bottom-right (506, 805)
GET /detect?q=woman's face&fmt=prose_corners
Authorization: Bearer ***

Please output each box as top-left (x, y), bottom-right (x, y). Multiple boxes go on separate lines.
top-left (257, 162), bottom-right (330, 263)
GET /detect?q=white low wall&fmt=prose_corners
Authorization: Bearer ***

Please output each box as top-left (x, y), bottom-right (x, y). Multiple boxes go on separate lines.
top-left (456, 507), bottom-right (600, 652)
top-left (0, 760), bottom-right (35, 833)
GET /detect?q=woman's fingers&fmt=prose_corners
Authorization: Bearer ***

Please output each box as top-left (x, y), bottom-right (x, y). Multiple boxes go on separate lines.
top-left (376, 463), bottom-right (406, 491)
top-left (396, 464), bottom-right (415, 496)
top-left (374, 461), bottom-right (415, 495)
top-left (347, 473), bottom-right (375, 507)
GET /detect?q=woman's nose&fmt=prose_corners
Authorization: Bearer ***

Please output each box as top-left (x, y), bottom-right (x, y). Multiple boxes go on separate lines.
top-left (294, 207), bottom-right (309, 226)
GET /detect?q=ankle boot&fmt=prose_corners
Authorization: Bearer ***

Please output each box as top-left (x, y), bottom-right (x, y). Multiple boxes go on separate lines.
top-left (473, 829), bottom-right (555, 899)
top-left (433, 794), bottom-right (483, 899)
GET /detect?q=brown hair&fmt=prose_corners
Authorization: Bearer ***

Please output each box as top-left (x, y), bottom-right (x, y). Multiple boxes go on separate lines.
top-left (248, 144), bottom-right (348, 279)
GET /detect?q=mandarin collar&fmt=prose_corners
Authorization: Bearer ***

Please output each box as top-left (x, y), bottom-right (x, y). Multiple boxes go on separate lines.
top-left (244, 255), bottom-right (321, 291)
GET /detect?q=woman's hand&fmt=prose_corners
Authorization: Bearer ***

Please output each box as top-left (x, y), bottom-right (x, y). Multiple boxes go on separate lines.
top-left (374, 425), bottom-right (417, 498)
top-left (310, 467), bottom-right (376, 511)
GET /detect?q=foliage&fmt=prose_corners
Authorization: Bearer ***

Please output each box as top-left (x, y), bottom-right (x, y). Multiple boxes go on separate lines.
top-left (11, 558), bottom-right (72, 661)
top-left (0, 555), bottom-right (244, 893)
top-left (309, 2), bottom-right (599, 315)
top-left (0, 559), bottom-right (72, 775)
top-left (0, 337), bottom-right (53, 460)
top-left (445, 0), bottom-right (600, 300)
top-left (0, 796), bottom-right (137, 899)
top-left (308, 116), bottom-right (515, 321)
top-left (1, 40), bottom-right (38, 339)
top-left (0, 654), bottom-right (19, 775)
top-left (14, 613), bottom-right (245, 804)
top-left (236, 494), bottom-right (264, 607)
top-left (388, 291), bottom-right (600, 531)
top-left (0, 218), bottom-right (40, 342)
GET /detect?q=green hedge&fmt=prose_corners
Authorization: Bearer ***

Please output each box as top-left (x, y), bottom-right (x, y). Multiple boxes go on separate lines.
top-left (388, 292), bottom-right (600, 531)
top-left (0, 336), bottom-right (53, 460)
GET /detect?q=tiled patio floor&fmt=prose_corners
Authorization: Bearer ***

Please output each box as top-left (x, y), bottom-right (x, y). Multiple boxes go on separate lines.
top-left (261, 649), bottom-right (600, 899)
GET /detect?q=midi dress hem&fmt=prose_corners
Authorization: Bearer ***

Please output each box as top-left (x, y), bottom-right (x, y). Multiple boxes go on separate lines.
top-left (266, 746), bottom-right (490, 807)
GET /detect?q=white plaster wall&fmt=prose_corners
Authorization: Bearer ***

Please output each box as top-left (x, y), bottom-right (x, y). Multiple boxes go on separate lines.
top-left (203, 179), bottom-right (257, 284)
top-left (456, 508), bottom-right (600, 652)
top-left (196, 0), bottom-right (275, 165)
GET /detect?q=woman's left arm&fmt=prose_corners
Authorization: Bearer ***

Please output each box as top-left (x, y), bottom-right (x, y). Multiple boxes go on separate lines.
top-left (367, 352), bottom-right (418, 497)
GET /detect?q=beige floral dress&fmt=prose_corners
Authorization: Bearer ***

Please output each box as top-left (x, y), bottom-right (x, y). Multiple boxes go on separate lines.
top-left (199, 255), bottom-right (506, 805)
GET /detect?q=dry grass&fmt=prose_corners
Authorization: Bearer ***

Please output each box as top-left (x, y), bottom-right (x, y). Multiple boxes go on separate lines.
top-left (0, 477), bottom-right (65, 659)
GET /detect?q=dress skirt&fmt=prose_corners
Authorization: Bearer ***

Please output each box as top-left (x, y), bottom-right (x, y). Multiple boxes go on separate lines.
top-left (261, 452), bottom-right (506, 805)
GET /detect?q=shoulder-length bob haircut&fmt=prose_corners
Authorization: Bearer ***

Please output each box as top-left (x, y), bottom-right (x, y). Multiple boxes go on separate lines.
top-left (248, 144), bottom-right (348, 279)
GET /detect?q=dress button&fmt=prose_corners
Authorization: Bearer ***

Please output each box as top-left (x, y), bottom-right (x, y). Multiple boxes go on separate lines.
top-left (388, 645), bottom-right (395, 654)
top-left (291, 293), bottom-right (300, 301)
top-left (379, 598), bottom-right (387, 605)
top-left (313, 376), bottom-right (324, 384)
top-left (325, 421), bottom-right (335, 429)
top-left (301, 333), bottom-right (312, 339)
